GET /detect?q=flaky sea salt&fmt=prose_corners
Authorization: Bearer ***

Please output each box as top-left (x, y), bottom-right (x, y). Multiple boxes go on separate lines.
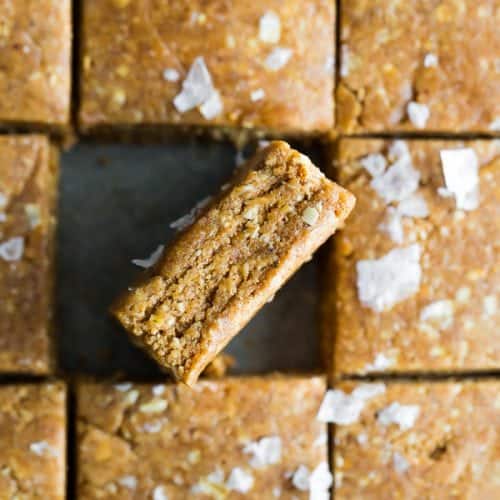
top-left (440, 148), bottom-right (480, 211)
top-left (132, 244), bottom-right (164, 269)
top-left (356, 244), bottom-right (422, 312)
top-left (226, 467), bottom-right (254, 493)
top-left (169, 196), bottom-right (212, 231)
top-left (114, 382), bottom-right (133, 392)
top-left (377, 402), bottom-right (420, 430)
top-left (420, 300), bottom-right (454, 329)
top-left (424, 53), bottom-right (439, 68)
top-left (292, 462), bottom-right (333, 496)
top-left (393, 452), bottom-right (410, 474)
top-left (250, 88), bottom-right (266, 102)
top-left (173, 57), bottom-right (222, 119)
top-left (153, 485), bottom-right (168, 500)
top-left (364, 353), bottom-right (394, 373)
top-left (30, 441), bottom-right (57, 457)
top-left (199, 90), bottom-right (223, 120)
top-left (0, 237), bottom-right (24, 262)
top-left (397, 194), bottom-right (428, 218)
top-left (360, 153), bottom-right (387, 177)
top-left (317, 384), bottom-right (386, 425)
top-left (163, 68), bottom-right (180, 82)
top-left (243, 436), bottom-right (282, 468)
top-left (340, 44), bottom-right (350, 77)
top-left (370, 153), bottom-right (420, 204)
top-left (265, 47), bottom-right (293, 71)
top-left (117, 476), bottom-right (137, 490)
top-left (489, 118), bottom-right (500, 131)
top-left (259, 11), bottom-right (281, 44)
top-left (378, 207), bottom-right (404, 244)
top-left (407, 102), bottom-right (430, 128)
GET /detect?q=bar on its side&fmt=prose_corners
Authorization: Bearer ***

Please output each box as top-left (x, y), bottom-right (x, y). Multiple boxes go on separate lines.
top-left (77, 375), bottom-right (328, 498)
top-left (112, 141), bottom-right (355, 384)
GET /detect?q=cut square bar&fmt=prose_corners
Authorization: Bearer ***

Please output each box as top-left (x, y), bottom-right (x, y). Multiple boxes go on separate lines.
top-left (77, 375), bottom-right (330, 499)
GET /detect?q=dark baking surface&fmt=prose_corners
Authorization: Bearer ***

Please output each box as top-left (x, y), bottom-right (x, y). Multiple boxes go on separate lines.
top-left (57, 139), bottom-right (322, 378)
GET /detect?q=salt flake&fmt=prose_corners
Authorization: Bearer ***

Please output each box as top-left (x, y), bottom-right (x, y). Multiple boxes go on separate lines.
top-left (370, 153), bottom-right (420, 204)
top-left (377, 402), bottom-right (420, 430)
top-left (265, 47), bottom-right (293, 71)
top-left (226, 467), bottom-right (254, 493)
top-left (420, 299), bottom-right (454, 329)
top-left (364, 353), bottom-right (394, 373)
top-left (132, 244), bottom-right (164, 269)
top-left (424, 53), bottom-right (439, 68)
top-left (360, 153), bottom-right (387, 178)
top-left (397, 194), bottom-right (429, 218)
top-left (407, 102), bottom-right (430, 128)
top-left (309, 462), bottom-right (333, 493)
top-left (317, 384), bottom-right (386, 425)
top-left (30, 441), bottom-right (57, 457)
top-left (356, 244), bottom-right (422, 312)
top-left (0, 237), bottom-right (24, 262)
top-left (393, 452), bottom-right (410, 474)
top-left (169, 196), bottom-right (212, 231)
top-left (163, 68), bottom-right (180, 82)
top-left (243, 436), bottom-right (282, 468)
top-left (440, 148), bottom-right (480, 211)
top-left (259, 11), bottom-right (281, 44)
top-left (199, 89), bottom-right (223, 120)
top-left (250, 88), bottom-right (266, 102)
top-left (153, 485), bottom-right (168, 500)
top-left (118, 476), bottom-right (137, 489)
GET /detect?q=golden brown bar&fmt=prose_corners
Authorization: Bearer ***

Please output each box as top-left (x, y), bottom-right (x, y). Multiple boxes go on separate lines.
top-left (322, 138), bottom-right (499, 377)
top-left (0, 135), bottom-right (58, 374)
top-left (79, 0), bottom-right (335, 139)
top-left (77, 375), bottom-right (331, 499)
top-left (0, 383), bottom-right (66, 499)
top-left (0, 1), bottom-right (72, 131)
top-left (337, 0), bottom-right (500, 134)
top-left (321, 380), bottom-right (499, 498)
top-left (112, 141), bottom-right (355, 384)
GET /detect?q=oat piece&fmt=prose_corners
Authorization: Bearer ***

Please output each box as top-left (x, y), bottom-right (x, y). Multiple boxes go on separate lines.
top-left (0, 1), bottom-right (72, 131)
top-left (79, 1), bottom-right (335, 138)
top-left (0, 383), bottom-right (66, 499)
top-left (322, 138), bottom-right (499, 377)
top-left (332, 380), bottom-right (499, 499)
top-left (336, 0), bottom-right (500, 134)
top-left (0, 136), bottom-right (58, 374)
top-left (76, 375), bottom-right (329, 499)
top-left (112, 141), bottom-right (354, 384)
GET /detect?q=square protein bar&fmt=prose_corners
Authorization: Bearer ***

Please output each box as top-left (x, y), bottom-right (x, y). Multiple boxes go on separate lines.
top-left (0, 382), bottom-right (66, 499)
top-left (112, 141), bottom-right (355, 385)
top-left (79, 0), bottom-right (335, 138)
top-left (77, 375), bottom-right (330, 499)
top-left (322, 138), bottom-right (499, 377)
top-left (0, 0), bottom-right (72, 131)
top-left (337, 0), bottom-right (500, 134)
top-left (0, 135), bottom-right (58, 374)
top-left (323, 380), bottom-right (499, 499)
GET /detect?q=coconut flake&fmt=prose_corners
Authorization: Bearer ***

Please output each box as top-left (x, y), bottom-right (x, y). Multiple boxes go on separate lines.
top-left (169, 196), bottom-right (212, 231)
top-left (360, 153), bottom-right (387, 178)
top-left (424, 53), bottom-right (439, 68)
top-left (440, 148), bottom-right (480, 211)
top-left (370, 153), bottom-right (420, 204)
top-left (265, 47), bottom-right (293, 71)
top-left (356, 244), bottom-right (422, 312)
top-left (243, 436), bottom-right (282, 468)
top-left (226, 467), bottom-right (254, 493)
top-left (407, 102), bottom-right (430, 128)
top-left (259, 11), bottom-right (281, 44)
top-left (317, 384), bottom-right (386, 425)
top-left (163, 68), bottom-right (180, 82)
top-left (132, 244), bottom-right (164, 269)
top-left (377, 402), bottom-right (420, 430)
top-left (0, 237), bottom-right (24, 262)
top-left (393, 452), bottom-right (410, 474)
